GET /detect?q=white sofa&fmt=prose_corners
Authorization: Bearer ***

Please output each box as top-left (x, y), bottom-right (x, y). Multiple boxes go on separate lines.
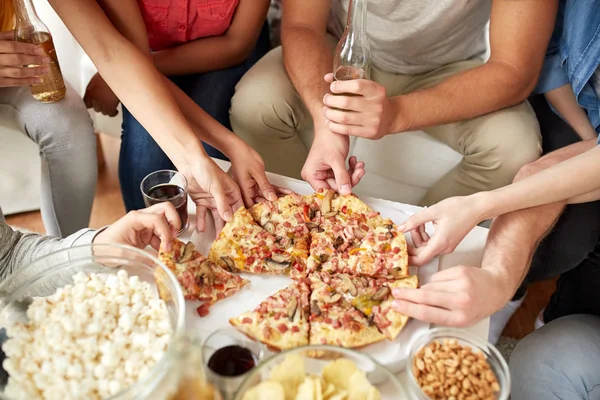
top-left (0, 3), bottom-right (463, 216)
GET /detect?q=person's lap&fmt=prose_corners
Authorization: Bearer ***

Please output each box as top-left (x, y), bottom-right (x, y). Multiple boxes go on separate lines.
top-left (0, 84), bottom-right (97, 237)
top-left (231, 52), bottom-right (541, 203)
top-left (510, 314), bottom-right (600, 400)
top-left (119, 23), bottom-right (270, 211)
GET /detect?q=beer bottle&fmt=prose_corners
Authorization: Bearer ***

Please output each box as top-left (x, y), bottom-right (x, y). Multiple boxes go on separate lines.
top-left (333, 0), bottom-right (371, 82)
top-left (13, 0), bottom-right (66, 103)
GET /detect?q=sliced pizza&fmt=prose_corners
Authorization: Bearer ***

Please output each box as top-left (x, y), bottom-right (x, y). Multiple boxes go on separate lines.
top-left (345, 222), bottom-right (409, 279)
top-left (209, 207), bottom-right (295, 275)
top-left (158, 239), bottom-right (249, 310)
top-left (158, 239), bottom-right (204, 300)
top-left (193, 258), bottom-right (250, 317)
top-left (324, 272), bottom-right (418, 341)
top-left (230, 280), bottom-right (311, 351)
top-left (249, 193), bottom-right (311, 256)
top-left (308, 272), bottom-right (386, 348)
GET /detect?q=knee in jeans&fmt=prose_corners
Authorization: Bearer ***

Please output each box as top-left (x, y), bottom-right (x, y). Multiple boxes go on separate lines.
top-left (30, 89), bottom-right (96, 158)
top-left (230, 78), bottom-right (305, 141)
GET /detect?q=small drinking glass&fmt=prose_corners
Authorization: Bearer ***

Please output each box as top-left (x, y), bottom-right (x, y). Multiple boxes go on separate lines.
top-left (140, 170), bottom-right (189, 235)
top-left (202, 327), bottom-right (266, 400)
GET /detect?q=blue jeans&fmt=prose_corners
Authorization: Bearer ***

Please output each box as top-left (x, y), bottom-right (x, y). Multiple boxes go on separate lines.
top-left (119, 23), bottom-right (270, 211)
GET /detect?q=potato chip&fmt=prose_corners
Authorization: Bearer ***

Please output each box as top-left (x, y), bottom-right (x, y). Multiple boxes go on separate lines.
top-left (328, 393), bottom-right (349, 400)
top-left (347, 371), bottom-right (381, 400)
top-left (295, 377), bottom-right (316, 400)
top-left (270, 354), bottom-right (306, 400)
top-left (322, 381), bottom-right (337, 398)
top-left (242, 381), bottom-right (286, 400)
top-left (322, 359), bottom-right (359, 391)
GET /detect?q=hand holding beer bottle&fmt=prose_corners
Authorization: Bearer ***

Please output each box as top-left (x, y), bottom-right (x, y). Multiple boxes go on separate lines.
top-left (13, 0), bottom-right (66, 103)
top-left (323, 0), bottom-right (398, 140)
top-left (0, 29), bottom-right (51, 87)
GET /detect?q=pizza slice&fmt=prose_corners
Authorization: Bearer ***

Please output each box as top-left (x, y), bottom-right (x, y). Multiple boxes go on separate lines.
top-left (249, 193), bottom-right (320, 279)
top-left (230, 280), bottom-right (311, 351)
top-left (158, 239), bottom-right (249, 310)
top-left (345, 222), bottom-right (409, 279)
top-left (194, 258), bottom-right (250, 317)
top-left (326, 273), bottom-right (418, 341)
top-left (308, 272), bottom-right (386, 348)
top-left (209, 207), bottom-right (295, 275)
top-left (158, 239), bottom-right (204, 300)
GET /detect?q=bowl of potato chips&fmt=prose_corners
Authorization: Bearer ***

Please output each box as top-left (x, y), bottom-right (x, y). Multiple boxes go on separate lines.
top-left (234, 345), bottom-right (406, 400)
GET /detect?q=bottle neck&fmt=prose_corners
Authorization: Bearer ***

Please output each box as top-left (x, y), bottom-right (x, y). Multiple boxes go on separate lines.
top-left (13, 0), bottom-right (42, 27)
top-left (345, 0), bottom-right (367, 35)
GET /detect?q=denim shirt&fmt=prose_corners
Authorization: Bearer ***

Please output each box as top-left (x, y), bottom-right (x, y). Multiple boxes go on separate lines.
top-left (535, 0), bottom-right (600, 136)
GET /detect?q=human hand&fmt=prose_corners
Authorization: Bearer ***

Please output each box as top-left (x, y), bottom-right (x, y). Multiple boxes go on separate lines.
top-left (93, 202), bottom-right (180, 251)
top-left (400, 196), bottom-right (487, 266)
top-left (391, 266), bottom-right (513, 327)
top-left (322, 73), bottom-right (396, 139)
top-left (226, 139), bottom-right (283, 207)
top-left (0, 31), bottom-right (51, 87)
top-left (302, 127), bottom-right (365, 195)
top-left (84, 72), bottom-right (120, 117)
top-left (179, 155), bottom-right (244, 234)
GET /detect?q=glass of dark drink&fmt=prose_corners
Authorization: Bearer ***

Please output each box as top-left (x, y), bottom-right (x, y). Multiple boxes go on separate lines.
top-left (203, 327), bottom-right (265, 400)
top-left (140, 170), bottom-right (189, 235)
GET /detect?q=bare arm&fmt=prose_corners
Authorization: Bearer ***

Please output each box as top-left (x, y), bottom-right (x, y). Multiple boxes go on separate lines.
top-left (471, 140), bottom-right (600, 220)
top-left (152, 0), bottom-right (270, 76)
top-left (389, 0), bottom-right (559, 132)
top-left (281, 0), bottom-right (333, 132)
top-left (50, 0), bottom-right (205, 165)
top-left (544, 85), bottom-right (598, 140)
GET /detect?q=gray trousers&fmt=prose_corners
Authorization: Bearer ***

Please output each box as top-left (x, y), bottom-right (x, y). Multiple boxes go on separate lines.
top-left (510, 314), bottom-right (600, 400)
top-left (0, 84), bottom-right (97, 237)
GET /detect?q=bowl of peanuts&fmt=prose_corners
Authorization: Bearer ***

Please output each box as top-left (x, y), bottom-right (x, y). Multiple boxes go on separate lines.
top-left (406, 328), bottom-right (510, 400)
top-left (0, 244), bottom-right (189, 400)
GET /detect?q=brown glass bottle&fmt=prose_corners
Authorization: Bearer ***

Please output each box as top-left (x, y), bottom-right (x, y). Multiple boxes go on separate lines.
top-left (13, 0), bottom-right (66, 103)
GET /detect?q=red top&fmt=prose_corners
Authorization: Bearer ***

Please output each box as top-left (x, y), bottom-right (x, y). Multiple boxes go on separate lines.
top-left (138, 0), bottom-right (239, 50)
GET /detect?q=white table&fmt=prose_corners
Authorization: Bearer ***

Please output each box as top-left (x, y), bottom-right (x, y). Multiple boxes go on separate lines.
top-left (180, 159), bottom-right (490, 396)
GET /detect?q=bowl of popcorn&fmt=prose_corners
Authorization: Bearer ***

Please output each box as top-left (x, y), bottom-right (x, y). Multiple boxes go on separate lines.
top-left (0, 244), bottom-right (186, 400)
top-left (234, 345), bottom-right (407, 399)
top-left (406, 328), bottom-right (510, 400)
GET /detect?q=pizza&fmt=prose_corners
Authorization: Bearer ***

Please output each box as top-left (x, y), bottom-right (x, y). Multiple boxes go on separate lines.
top-left (230, 272), bottom-right (418, 349)
top-left (157, 239), bottom-right (249, 316)
top-left (308, 272), bottom-right (386, 348)
top-left (194, 188), bottom-right (418, 348)
top-left (209, 207), bottom-right (300, 275)
top-left (229, 280), bottom-right (311, 351)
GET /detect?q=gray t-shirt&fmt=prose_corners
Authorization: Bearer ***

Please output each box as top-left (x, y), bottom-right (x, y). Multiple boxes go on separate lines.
top-left (327, 0), bottom-right (491, 75)
top-left (0, 206), bottom-right (96, 281)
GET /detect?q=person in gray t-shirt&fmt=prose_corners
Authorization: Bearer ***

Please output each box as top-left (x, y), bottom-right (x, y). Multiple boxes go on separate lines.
top-left (0, 202), bottom-right (179, 281)
top-left (230, 0), bottom-right (558, 207)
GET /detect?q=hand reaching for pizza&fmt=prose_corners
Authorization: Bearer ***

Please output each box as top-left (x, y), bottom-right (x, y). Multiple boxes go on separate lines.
top-left (226, 140), bottom-right (287, 207)
top-left (180, 156), bottom-right (245, 234)
top-left (400, 196), bottom-right (487, 266)
top-left (302, 127), bottom-right (365, 194)
top-left (94, 202), bottom-right (180, 250)
top-left (391, 266), bottom-right (513, 327)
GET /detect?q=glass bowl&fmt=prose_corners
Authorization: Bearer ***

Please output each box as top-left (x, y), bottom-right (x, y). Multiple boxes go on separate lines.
top-left (0, 244), bottom-right (186, 400)
top-left (234, 345), bottom-right (407, 399)
top-left (406, 328), bottom-right (510, 400)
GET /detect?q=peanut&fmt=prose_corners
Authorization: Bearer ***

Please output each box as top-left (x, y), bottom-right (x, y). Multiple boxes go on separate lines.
top-left (412, 340), bottom-right (501, 400)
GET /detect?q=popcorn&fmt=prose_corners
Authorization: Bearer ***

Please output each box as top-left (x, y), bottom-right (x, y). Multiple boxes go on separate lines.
top-left (2, 271), bottom-right (173, 400)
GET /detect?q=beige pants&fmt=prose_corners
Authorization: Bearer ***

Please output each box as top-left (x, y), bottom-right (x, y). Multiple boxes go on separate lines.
top-left (230, 46), bottom-right (542, 206)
